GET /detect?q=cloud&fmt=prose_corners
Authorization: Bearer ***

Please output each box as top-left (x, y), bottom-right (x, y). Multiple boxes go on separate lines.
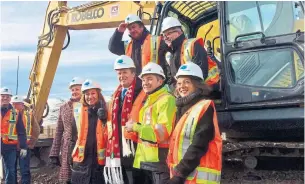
top-left (0, 1), bottom-right (130, 99)
top-left (1, 49), bottom-right (117, 71)
top-left (0, 2), bottom-right (124, 72)
top-left (1, 2), bottom-right (48, 49)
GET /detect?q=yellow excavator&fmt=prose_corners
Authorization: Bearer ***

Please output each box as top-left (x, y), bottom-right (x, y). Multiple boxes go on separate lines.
top-left (28, 1), bottom-right (304, 170)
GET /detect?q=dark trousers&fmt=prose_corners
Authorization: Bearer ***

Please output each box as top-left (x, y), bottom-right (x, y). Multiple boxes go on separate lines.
top-left (15, 149), bottom-right (31, 184)
top-left (122, 167), bottom-right (148, 184)
top-left (2, 149), bottom-right (17, 184)
top-left (132, 168), bottom-right (149, 184)
top-left (144, 170), bottom-right (170, 184)
top-left (71, 163), bottom-right (105, 184)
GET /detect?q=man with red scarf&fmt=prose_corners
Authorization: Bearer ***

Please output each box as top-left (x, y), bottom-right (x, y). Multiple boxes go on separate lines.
top-left (100, 55), bottom-right (147, 184)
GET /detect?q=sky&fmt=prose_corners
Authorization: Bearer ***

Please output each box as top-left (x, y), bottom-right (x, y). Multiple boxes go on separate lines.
top-left (1, 1), bottom-right (133, 99)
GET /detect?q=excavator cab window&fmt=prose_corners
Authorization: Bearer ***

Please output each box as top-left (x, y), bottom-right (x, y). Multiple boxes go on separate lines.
top-left (229, 48), bottom-right (303, 88)
top-left (225, 1), bottom-right (304, 43)
top-left (220, 1), bottom-right (304, 105)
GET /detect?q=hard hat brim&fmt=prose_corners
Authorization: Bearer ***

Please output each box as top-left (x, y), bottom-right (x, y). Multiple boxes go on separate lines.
top-left (0, 93), bottom-right (12, 96)
top-left (69, 84), bottom-right (82, 89)
top-left (139, 72), bottom-right (165, 79)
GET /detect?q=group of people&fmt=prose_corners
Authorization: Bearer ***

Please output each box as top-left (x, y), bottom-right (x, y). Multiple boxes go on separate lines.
top-left (1, 87), bottom-right (40, 184)
top-left (1, 14), bottom-right (222, 184)
top-left (49, 14), bottom-right (222, 184)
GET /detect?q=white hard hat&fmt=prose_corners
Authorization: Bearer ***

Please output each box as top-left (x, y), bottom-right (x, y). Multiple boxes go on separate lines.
top-left (161, 17), bottom-right (182, 33)
top-left (69, 77), bottom-right (84, 89)
top-left (81, 79), bottom-right (101, 92)
top-left (114, 55), bottom-right (136, 70)
top-left (0, 87), bottom-right (12, 96)
top-left (11, 95), bottom-right (24, 103)
top-left (139, 62), bottom-right (165, 79)
top-left (175, 62), bottom-right (204, 80)
top-left (125, 14), bottom-right (142, 25)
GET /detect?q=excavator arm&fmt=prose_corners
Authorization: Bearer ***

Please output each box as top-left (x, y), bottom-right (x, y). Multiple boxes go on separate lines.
top-left (28, 1), bottom-right (158, 128)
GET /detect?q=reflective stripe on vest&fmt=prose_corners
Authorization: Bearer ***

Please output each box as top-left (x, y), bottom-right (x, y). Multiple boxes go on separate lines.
top-left (181, 38), bottom-right (220, 85)
top-left (1, 108), bottom-right (19, 144)
top-left (169, 100), bottom-right (222, 183)
top-left (125, 35), bottom-right (161, 67)
top-left (73, 102), bottom-right (82, 133)
top-left (141, 94), bottom-right (170, 145)
top-left (8, 108), bottom-right (18, 140)
top-left (23, 111), bottom-right (32, 140)
top-left (186, 166), bottom-right (221, 183)
top-left (178, 100), bottom-right (208, 161)
top-left (149, 35), bottom-right (160, 64)
top-left (72, 104), bottom-right (106, 165)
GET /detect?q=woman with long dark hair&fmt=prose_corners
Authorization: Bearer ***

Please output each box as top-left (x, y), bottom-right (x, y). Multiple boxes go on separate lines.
top-left (70, 79), bottom-right (108, 184)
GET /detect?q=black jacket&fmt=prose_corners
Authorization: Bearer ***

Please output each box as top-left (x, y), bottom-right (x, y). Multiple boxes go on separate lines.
top-left (167, 34), bottom-right (209, 87)
top-left (71, 102), bottom-right (106, 184)
top-left (174, 93), bottom-right (215, 179)
top-left (108, 28), bottom-right (170, 84)
top-left (108, 28), bottom-right (149, 76)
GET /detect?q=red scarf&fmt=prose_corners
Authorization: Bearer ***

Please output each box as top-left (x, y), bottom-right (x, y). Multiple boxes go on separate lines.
top-left (104, 79), bottom-right (136, 184)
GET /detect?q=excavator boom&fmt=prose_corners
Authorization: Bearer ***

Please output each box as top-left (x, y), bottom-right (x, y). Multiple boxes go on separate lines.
top-left (28, 1), bottom-right (158, 127)
top-left (58, 1), bottom-right (157, 30)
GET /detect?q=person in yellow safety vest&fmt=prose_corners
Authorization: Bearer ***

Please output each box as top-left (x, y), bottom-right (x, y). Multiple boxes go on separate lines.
top-left (126, 63), bottom-right (177, 184)
top-left (167, 62), bottom-right (222, 184)
top-left (108, 14), bottom-right (170, 80)
top-left (70, 79), bottom-right (108, 184)
top-left (11, 95), bottom-right (39, 184)
top-left (1, 87), bottom-right (27, 184)
top-left (49, 77), bottom-right (84, 184)
top-left (103, 55), bottom-right (147, 184)
top-left (161, 17), bottom-right (220, 90)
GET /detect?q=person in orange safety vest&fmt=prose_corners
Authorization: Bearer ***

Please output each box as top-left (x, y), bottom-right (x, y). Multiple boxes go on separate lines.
top-left (1, 87), bottom-right (27, 184)
top-left (161, 17), bottom-right (220, 91)
top-left (108, 14), bottom-right (170, 80)
top-left (167, 62), bottom-right (222, 184)
top-left (70, 79), bottom-right (108, 184)
top-left (11, 95), bottom-right (40, 184)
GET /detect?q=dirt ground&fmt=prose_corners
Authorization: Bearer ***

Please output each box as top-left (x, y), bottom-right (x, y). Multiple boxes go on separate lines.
top-left (25, 165), bottom-right (305, 184)
top-left (1, 158), bottom-right (302, 184)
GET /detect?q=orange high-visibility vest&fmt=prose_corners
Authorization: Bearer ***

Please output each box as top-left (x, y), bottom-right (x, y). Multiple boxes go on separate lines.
top-left (72, 104), bottom-right (106, 165)
top-left (125, 35), bottom-right (162, 67)
top-left (123, 90), bottom-right (146, 142)
top-left (181, 38), bottom-right (220, 85)
top-left (107, 90), bottom-right (146, 143)
top-left (168, 100), bottom-right (222, 184)
top-left (22, 110), bottom-right (32, 144)
top-left (1, 108), bottom-right (19, 145)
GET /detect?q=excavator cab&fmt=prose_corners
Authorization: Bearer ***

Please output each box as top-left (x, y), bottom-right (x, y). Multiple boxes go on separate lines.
top-left (154, 1), bottom-right (304, 169)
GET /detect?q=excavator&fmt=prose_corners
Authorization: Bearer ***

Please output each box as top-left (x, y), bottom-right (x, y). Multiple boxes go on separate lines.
top-left (27, 1), bottom-right (304, 170)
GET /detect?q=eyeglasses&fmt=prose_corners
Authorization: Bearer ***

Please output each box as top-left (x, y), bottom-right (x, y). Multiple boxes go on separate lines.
top-left (162, 30), bottom-right (178, 38)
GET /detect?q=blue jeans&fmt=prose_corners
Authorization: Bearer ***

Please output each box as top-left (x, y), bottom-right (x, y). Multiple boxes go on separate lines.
top-left (2, 148), bottom-right (17, 184)
top-left (16, 149), bottom-right (31, 184)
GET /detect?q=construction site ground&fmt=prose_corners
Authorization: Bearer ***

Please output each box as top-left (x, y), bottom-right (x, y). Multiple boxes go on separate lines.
top-left (8, 158), bottom-right (304, 184)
